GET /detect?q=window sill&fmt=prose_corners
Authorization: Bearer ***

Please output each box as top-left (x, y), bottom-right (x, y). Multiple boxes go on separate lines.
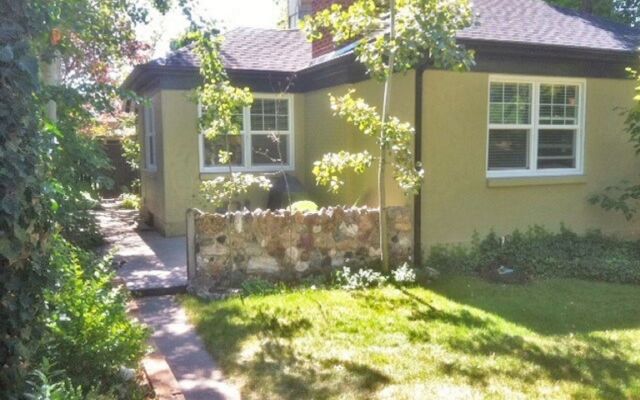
top-left (487, 175), bottom-right (587, 188)
top-left (200, 167), bottom-right (294, 180)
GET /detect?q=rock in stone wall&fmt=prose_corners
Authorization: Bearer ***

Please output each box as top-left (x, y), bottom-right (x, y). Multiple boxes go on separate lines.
top-left (189, 206), bottom-right (412, 295)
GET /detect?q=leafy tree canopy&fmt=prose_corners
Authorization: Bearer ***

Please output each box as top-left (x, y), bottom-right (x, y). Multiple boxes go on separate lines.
top-left (547, 0), bottom-right (639, 26)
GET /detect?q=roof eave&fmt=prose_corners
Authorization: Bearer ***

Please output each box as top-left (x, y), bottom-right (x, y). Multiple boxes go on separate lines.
top-left (121, 38), bottom-right (639, 94)
top-left (459, 38), bottom-right (639, 61)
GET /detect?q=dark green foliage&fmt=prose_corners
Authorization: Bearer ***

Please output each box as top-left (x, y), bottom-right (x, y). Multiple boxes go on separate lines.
top-left (241, 278), bottom-right (283, 296)
top-left (0, 1), bottom-right (53, 395)
top-left (44, 101), bottom-right (113, 248)
top-left (2, 0), bottom-right (169, 396)
top-left (546, 0), bottom-right (640, 26)
top-left (44, 236), bottom-right (149, 394)
top-left (427, 226), bottom-right (640, 284)
top-left (24, 362), bottom-right (85, 400)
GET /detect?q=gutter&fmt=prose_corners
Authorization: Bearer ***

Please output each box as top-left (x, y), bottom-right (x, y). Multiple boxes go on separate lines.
top-left (413, 64), bottom-right (425, 266)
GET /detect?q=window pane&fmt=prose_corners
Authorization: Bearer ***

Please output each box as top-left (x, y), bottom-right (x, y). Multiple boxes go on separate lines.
top-left (251, 134), bottom-right (289, 165)
top-left (489, 104), bottom-right (503, 124)
top-left (504, 104), bottom-right (518, 124)
top-left (276, 116), bottom-right (289, 131)
top-left (263, 99), bottom-right (276, 114)
top-left (251, 99), bottom-right (263, 114)
top-left (539, 84), bottom-right (579, 125)
top-left (504, 84), bottom-right (517, 103)
top-left (147, 136), bottom-right (155, 166)
top-left (250, 114), bottom-right (263, 131)
top-left (203, 135), bottom-right (243, 167)
top-left (263, 115), bottom-right (277, 130)
top-left (489, 82), bottom-right (531, 125)
top-left (250, 98), bottom-right (289, 132)
top-left (490, 83), bottom-right (504, 102)
top-left (276, 100), bottom-right (288, 114)
top-left (143, 108), bottom-right (150, 133)
top-left (537, 129), bottom-right (576, 169)
top-left (488, 129), bottom-right (529, 170)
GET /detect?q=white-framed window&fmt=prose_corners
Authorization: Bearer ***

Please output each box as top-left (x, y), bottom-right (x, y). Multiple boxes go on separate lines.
top-left (143, 101), bottom-right (157, 171)
top-left (487, 75), bottom-right (586, 178)
top-left (199, 93), bottom-right (294, 173)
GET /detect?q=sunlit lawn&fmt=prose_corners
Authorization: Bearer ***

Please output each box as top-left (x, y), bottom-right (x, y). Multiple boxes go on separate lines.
top-left (181, 275), bottom-right (640, 399)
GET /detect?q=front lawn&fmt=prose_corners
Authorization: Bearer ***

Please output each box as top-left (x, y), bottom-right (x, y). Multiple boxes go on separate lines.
top-left (181, 276), bottom-right (640, 399)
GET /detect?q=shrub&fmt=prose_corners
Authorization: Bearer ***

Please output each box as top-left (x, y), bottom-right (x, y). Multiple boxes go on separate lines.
top-left (290, 200), bottom-right (319, 213)
top-left (391, 263), bottom-right (417, 284)
top-left (426, 226), bottom-right (640, 284)
top-left (45, 236), bottom-right (149, 393)
top-left (119, 193), bottom-right (140, 210)
top-left (54, 191), bottom-right (104, 250)
top-left (25, 368), bottom-right (85, 400)
top-left (336, 267), bottom-right (388, 290)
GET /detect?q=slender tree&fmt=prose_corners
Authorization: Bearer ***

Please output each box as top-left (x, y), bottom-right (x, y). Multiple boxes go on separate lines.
top-left (303, 0), bottom-right (474, 271)
top-left (193, 32), bottom-right (272, 210)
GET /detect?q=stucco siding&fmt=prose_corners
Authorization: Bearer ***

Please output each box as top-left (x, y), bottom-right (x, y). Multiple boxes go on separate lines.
top-left (150, 90), bottom-right (307, 236)
top-left (421, 70), bottom-right (640, 248)
top-left (303, 71), bottom-right (416, 208)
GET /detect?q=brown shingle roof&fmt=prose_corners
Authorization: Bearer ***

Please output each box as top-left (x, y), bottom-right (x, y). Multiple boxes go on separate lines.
top-left (460, 0), bottom-right (640, 53)
top-left (147, 28), bottom-right (311, 72)
top-left (131, 0), bottom-right (639, 80)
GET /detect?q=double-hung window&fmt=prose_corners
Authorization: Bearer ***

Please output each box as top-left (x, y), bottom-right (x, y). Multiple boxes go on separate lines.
top-left (200, 94), bottom-right (294, 172)
top-left (487, 76), bottom-right (585, 178)
top-left (143, 101), bottom-right (157, 171)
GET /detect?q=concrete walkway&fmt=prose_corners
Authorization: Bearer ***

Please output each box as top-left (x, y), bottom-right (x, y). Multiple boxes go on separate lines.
top-left (137, 296), bottom-right (240, 400)
top-left (97, 200), bottom-right (240, 400)
top-left (96, 201), bottom-right (187, 294)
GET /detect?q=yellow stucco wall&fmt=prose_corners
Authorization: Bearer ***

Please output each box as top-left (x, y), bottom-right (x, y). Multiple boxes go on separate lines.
top-left (151, 90), bottom-right (307, 236)
top-left (421, 70), bottom-right (640, 248)
top-left (139, 69), bottom-right (639, 243)
top-left (303, 71), bottom-right (416, 208)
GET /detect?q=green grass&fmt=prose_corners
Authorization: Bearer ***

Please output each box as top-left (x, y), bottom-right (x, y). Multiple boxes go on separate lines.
top-left (181, 275), bottom-right (640, 399)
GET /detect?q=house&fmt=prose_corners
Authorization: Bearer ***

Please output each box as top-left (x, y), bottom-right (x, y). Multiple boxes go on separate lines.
top-left (123, 0), bottom-right (640, 256)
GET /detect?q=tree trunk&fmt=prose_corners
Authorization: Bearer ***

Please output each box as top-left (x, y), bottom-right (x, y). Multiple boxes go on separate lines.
top-left (379, 0), bottom-right (396, 272)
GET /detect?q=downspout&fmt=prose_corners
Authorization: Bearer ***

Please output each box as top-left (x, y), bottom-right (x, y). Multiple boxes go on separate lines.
top-left (413, 65), bottom-right (425, 265)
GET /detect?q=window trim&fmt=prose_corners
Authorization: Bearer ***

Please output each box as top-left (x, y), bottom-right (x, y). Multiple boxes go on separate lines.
top-left (143, 102), bottom-right (157, 172)
top-left (199, 93), bottom-right (295, 173)
top-left (486, 75), bottom-right (586, 179)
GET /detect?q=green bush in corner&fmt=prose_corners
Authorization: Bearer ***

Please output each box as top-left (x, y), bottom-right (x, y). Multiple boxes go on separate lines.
top-left (44, 236), bottom-right (149, 394)
top-left (426, 226), bottom-right (640, 284)
top-left (290, 200), bottom-right (319, 213)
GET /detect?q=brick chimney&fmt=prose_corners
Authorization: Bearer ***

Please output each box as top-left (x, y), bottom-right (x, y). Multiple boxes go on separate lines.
top-left (311, 0), bottom-right (355, 58)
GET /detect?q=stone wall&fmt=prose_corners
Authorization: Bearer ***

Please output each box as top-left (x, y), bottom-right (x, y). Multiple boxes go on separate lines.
top-left (187, 206), bottom-right (412, 296)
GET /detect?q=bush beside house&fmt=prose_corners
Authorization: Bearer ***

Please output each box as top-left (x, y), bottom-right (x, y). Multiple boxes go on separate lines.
top-left (427, 226), bottom-right (640, 284)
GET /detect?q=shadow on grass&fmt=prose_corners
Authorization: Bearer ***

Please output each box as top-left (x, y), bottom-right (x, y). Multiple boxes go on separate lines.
top-left (428, 275), bottom-right (640, 335)
top-left (432, 311), bottom-right (640, 399)
top-left (192, 301), bottom-right (390, 400)
top-left (407, 277), bottom-right (640, 398)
